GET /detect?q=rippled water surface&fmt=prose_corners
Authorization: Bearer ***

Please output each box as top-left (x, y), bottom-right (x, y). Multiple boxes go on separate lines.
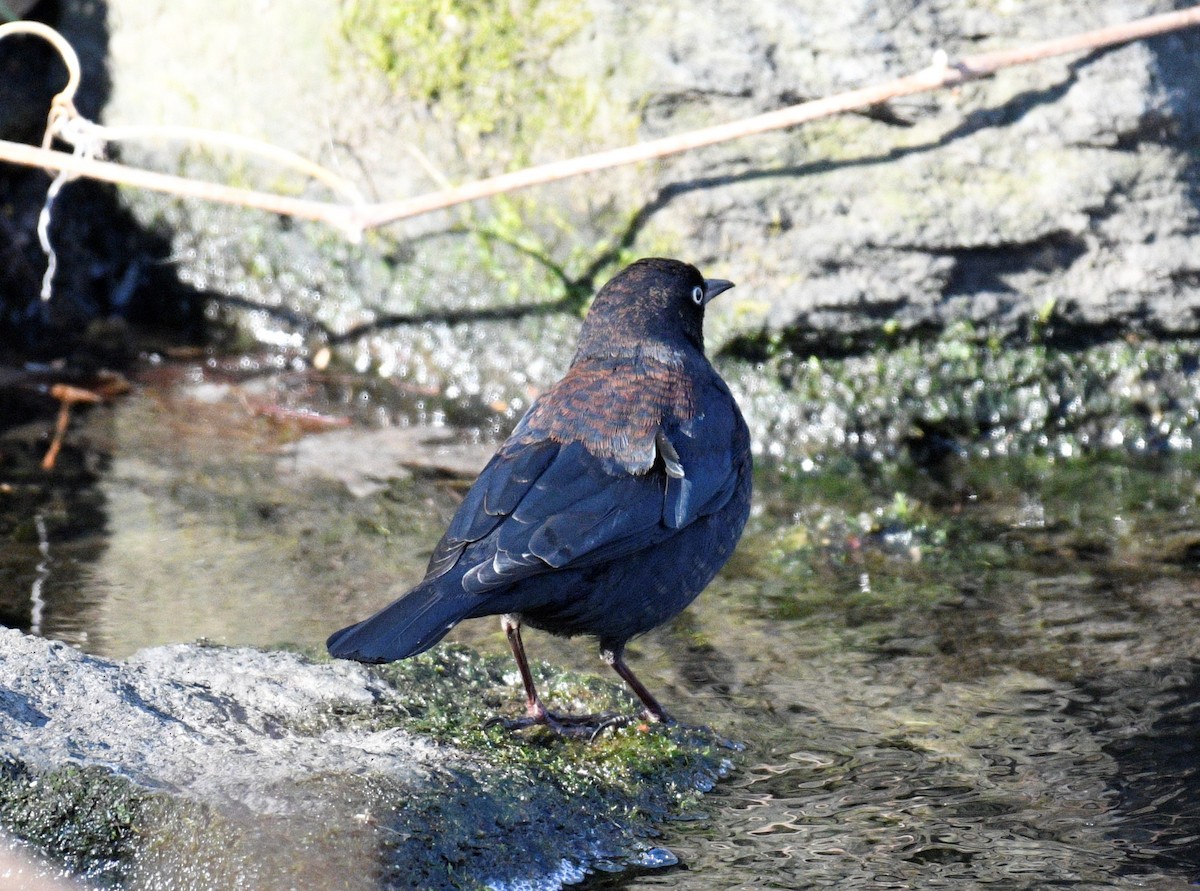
top-left (3, 369), bottom-right (1199, 889)
top-left (602, 458), bottom-right (1200, 890)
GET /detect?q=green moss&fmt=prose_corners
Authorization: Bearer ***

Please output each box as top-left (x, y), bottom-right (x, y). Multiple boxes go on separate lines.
top-left (339, 645), bottom-right (731, 808)
top-left (0, 761), bottom-right (170, 886)
top-left (311, 644), bottom-right (731, 886)
top-left (343, 0), bottom-right (592, 156)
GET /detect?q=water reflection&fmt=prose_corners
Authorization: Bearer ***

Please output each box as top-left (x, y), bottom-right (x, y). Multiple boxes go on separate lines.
top-left (0, 435), bottom-right (107, 650)
top-left (630, 687), bottom-right (1124, 887)
top-left (1090, 666), bottom-right (1200, 880)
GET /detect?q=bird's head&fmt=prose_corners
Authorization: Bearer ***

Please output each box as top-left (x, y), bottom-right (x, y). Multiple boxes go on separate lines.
top-left (574, 258), bottom-right (735, 360)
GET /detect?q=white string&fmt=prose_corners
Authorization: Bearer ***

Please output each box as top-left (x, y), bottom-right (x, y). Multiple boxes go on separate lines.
top-left (30, 514), bottom-right (50, 637)
top-left (36, 117), bottom-right (104, 301)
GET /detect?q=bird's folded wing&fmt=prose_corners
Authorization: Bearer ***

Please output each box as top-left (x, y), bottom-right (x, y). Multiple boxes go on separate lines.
top-left (422, 345), bottom-right (745, 592)
top-left (457, 429), bottom-right (738, 594)
top-left (423, 440), bottom-right (560, 579)
top-left (661, 415), bottom-right (740, 530)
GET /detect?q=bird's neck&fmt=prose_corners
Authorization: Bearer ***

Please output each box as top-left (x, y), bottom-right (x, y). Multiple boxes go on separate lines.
top-left (572, 338), bottom-right (700, 369)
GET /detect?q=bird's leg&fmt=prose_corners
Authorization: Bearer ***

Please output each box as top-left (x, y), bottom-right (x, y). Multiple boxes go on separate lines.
top-left (495, 617), bottom-right (602, 736)
top-left (495, 620), bottom-right (674, 737)
top-left (502, 614), bottom-right (548, 721)
top-left (601, 646), bottom-right (674, 724)
top-left (494, 619), bottom-right (623, 737)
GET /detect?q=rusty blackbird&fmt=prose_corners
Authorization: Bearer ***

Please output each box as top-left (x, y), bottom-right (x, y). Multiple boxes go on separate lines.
top-left (327, 258), bottom-right (752, 727)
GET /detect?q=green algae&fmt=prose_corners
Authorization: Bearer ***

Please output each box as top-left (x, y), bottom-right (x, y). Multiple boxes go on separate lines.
top-left (323, 646), bottom-right (731, 887)
top-left (335, 644), bottom-right (731, 814)
top-left (342, 0), bottom-right (593, 157)
top-left (724, 323), bottom-right (1200, 462)
top-left (0, 761), bottom-right (171, 886)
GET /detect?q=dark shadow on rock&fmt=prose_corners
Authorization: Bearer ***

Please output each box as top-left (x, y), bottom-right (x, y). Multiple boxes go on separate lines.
top-left (631, 52), bottom-right (1093, 247)
top-left (0, 0), bottom-right (211, 364)
top-left (205, 287), bottom-right (580, 349)
top-left (324, 292), bottom-right (579, 347)
top-left (936, 233), bottom-right (1089, 299)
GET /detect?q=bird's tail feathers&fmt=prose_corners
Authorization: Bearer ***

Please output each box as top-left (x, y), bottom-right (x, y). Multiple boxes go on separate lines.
top-left (326, 582), bottom-right (474, 664)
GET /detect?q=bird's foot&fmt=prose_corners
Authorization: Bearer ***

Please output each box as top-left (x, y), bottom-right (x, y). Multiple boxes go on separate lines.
top-left (487, 709), bottom-right (663, 741)
top-left (583, 711), bottom-right (656, 741)
top-left (583, 707), bottom-right (721, 742)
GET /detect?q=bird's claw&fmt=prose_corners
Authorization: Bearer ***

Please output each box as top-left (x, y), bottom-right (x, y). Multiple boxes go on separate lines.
top-left (486, 710), bottom-right (665, 741)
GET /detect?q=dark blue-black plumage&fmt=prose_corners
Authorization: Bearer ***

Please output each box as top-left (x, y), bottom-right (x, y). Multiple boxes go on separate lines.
top-left (327, 257), bottom-right (752, 724)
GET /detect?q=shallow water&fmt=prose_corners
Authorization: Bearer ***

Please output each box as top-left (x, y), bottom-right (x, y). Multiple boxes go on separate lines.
top-left (2, 365), bottom-right (1199, 889)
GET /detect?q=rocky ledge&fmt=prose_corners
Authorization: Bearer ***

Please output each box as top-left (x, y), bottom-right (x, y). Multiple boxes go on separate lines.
top-left (0, 629), bottom-right (729, 890)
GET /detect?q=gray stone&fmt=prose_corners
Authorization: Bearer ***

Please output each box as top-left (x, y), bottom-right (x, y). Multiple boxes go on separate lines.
top-left (0, 629), bottom-right (728, 889)
top-left (88, 0), bottom-right (1200, 356)
top-left (0, 630), bottom-right (434, 812)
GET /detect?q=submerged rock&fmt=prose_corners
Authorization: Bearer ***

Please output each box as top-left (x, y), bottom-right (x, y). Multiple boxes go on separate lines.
top-left (278, 426), bottom-right (497, 498)
top-left (0, 629), bottom-right (729, 889)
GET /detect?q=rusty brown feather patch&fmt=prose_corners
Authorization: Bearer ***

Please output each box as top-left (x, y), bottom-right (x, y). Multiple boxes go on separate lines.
top-left (513, 356), bottom-right (696, 473)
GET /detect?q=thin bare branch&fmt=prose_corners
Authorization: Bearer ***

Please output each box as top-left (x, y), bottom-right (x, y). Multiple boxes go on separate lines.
top-left (0, 138), bottom-right (360, 231)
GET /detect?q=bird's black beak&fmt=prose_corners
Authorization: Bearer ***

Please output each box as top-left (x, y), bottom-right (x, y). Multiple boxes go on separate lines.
top-left (702, 278), bottom-right (735, 304)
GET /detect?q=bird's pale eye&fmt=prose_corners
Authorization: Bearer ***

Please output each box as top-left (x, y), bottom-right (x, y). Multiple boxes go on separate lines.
top-left (691, 285), bottom-right (704, 305)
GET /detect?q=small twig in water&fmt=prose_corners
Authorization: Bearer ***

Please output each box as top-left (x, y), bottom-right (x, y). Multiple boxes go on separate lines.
top-left (41, 383), bottom-right (102, 470)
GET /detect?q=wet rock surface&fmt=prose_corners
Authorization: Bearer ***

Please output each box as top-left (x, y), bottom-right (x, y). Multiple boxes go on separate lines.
top-left (0, 629), bottom-right (728, 889)
top-left (0, 632), bottom-right (434, 808)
